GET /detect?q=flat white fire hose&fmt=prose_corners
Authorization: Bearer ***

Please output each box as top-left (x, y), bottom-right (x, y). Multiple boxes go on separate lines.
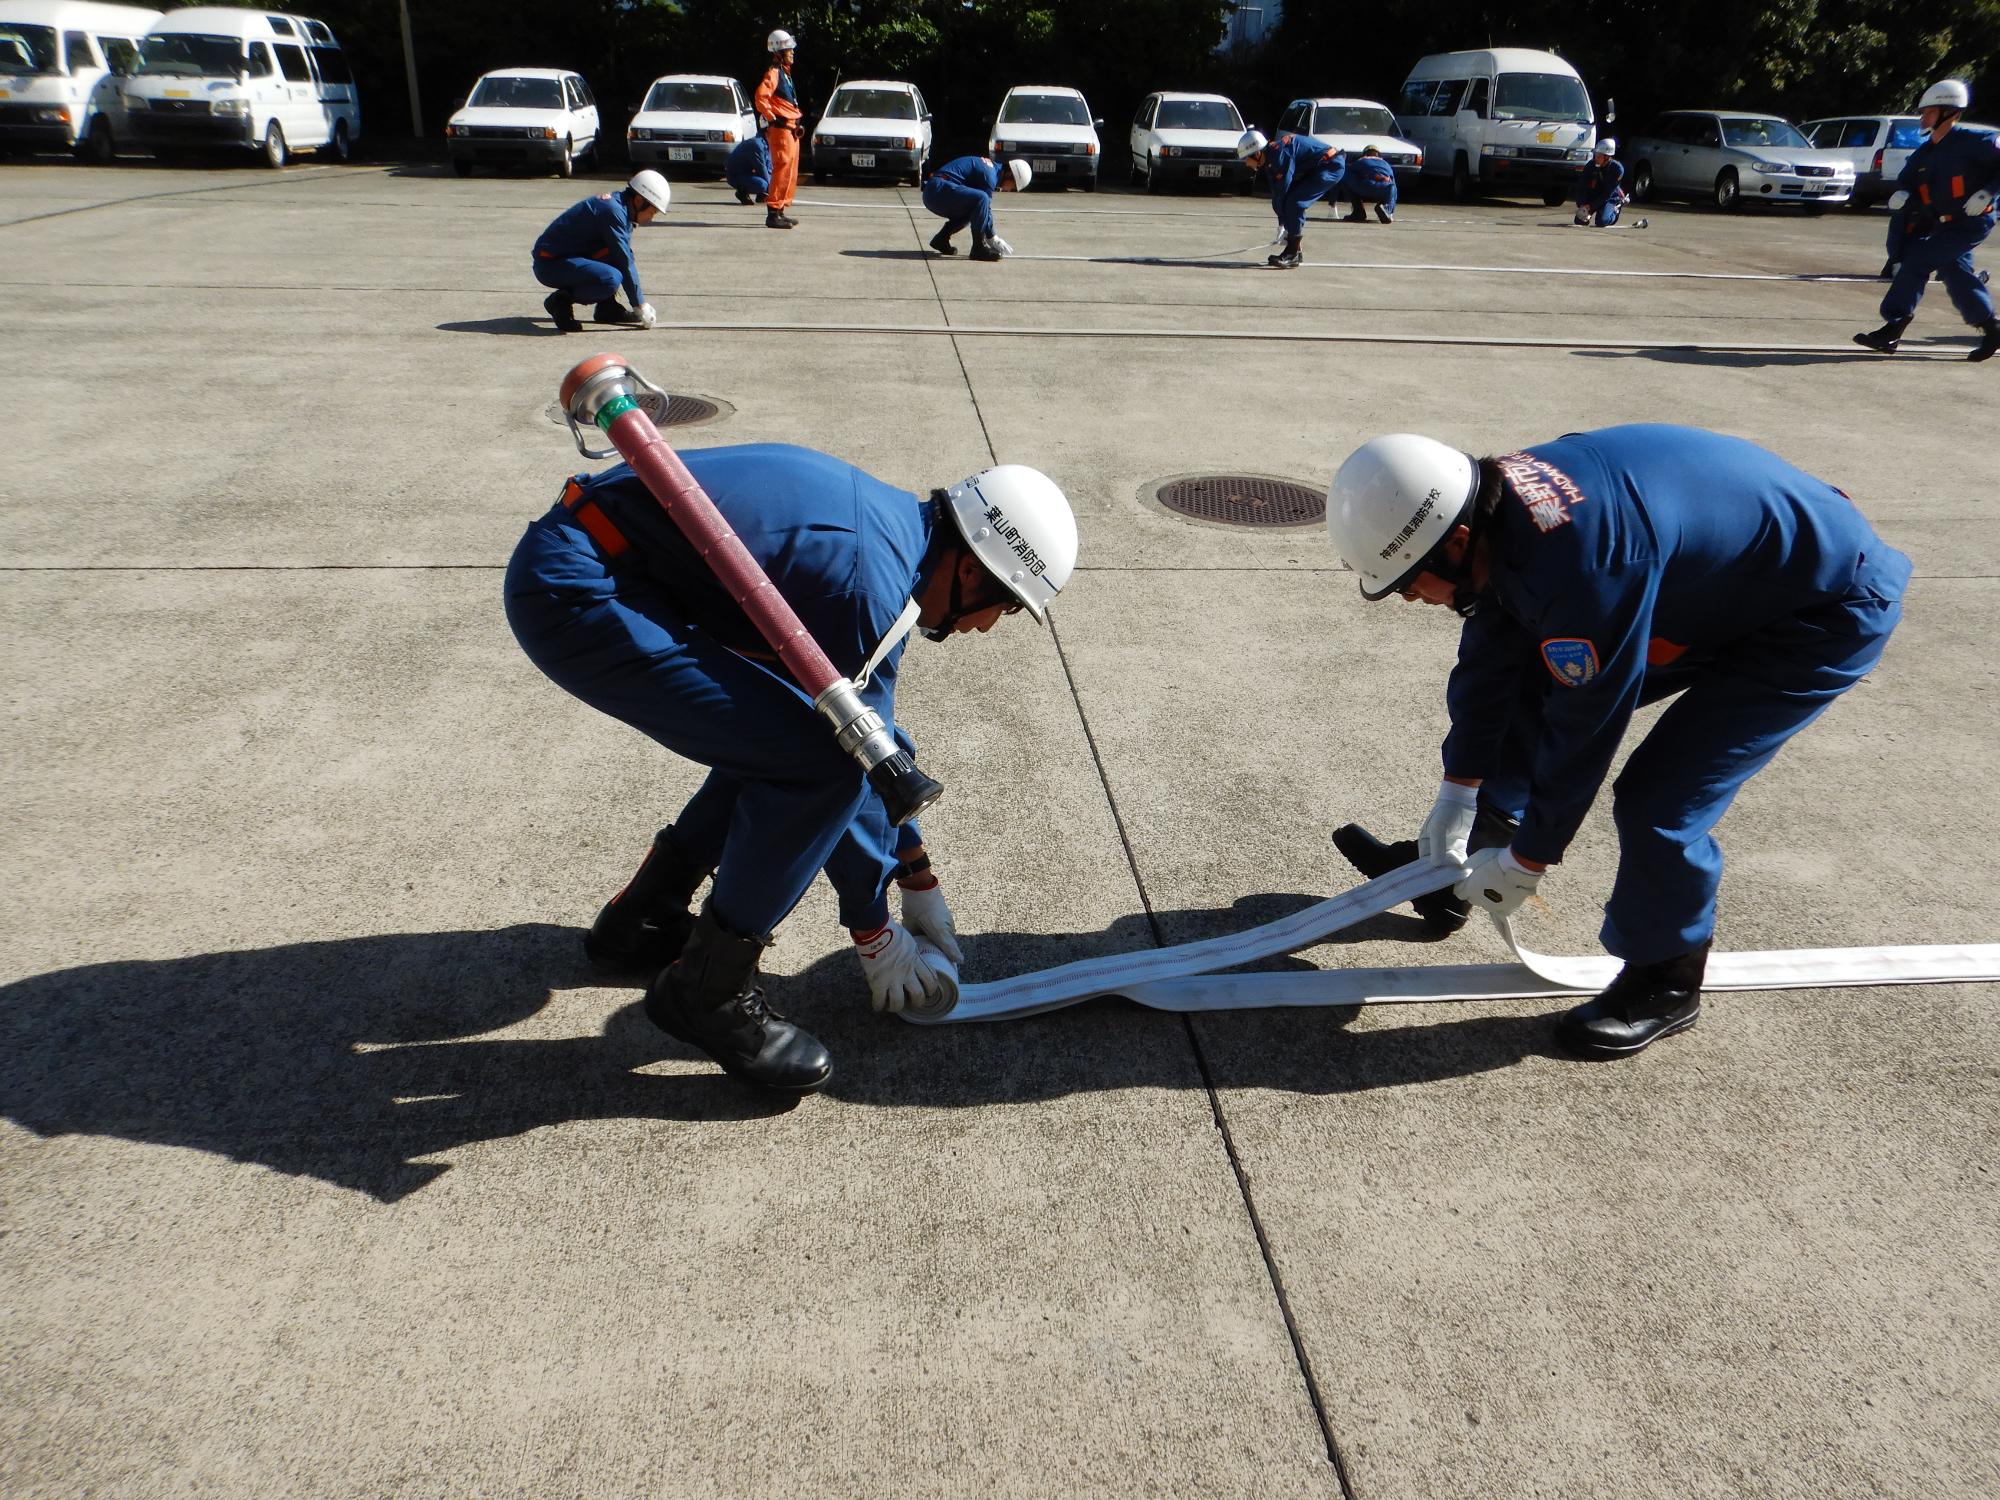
top-left (901, 863), bottom-right (2000, 1024)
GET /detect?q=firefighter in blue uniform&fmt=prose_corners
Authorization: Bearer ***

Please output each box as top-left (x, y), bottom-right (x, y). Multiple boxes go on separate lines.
top-left (1326, 425), bottom-right (1910, 1058)
top-left (1338, 145), bottom-right (1398, 224)
top-left (724, 132), bottom-right (771, 203)
top-left (533, 170), bottom-right (670, 333)
top-left (1855, 78), bottom-right (2000, 361)
top-left (1238, 128), bottom-right (1345, 267)
top-left (505, 446), bottom-right (1078, 1093)
top-left (1572, 138), bottom-right (1630, 227)
top-left (922, 154), bottom-right (1031, 260)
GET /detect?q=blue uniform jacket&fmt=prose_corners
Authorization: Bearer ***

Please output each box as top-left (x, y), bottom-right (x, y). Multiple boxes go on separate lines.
top-left (534, 193), bottom-right (644, 307)
top-left (1576, 157), bottom-right (1624, 210)
top-left (931, 155), bottom-right (1001, 194)
top-left (1268, 132), bottom-right (1344, 208)
top-left (1348, 154), bottom-right (1396, 192)
top-left (1442, 425), bottom-right (1909, 865)
top-left (1888, 125), bottom-right (2000, 253)
top-left (726, 133), bottom-right (771, 186)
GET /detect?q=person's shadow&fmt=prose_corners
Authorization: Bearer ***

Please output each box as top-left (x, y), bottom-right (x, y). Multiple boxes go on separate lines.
top-left (436, 316), bottom-right (564, 337)
top-left (0, 897), bottom-right (1554, 1203)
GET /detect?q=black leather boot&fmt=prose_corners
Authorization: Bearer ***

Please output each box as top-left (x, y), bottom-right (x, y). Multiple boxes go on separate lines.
top-left (1331, 805), bottom-right (1518, 933)
top-left (969, 235), bottom-right (1002, 262)
top-left (1273, 236), bottom-right (1303, 269)
top-left (1969, 319), bottom-right (2000, 363)
top-left (593, 299), bottom-right (637, 324)
top-left (645, 903), bottom-right (832, 1092)
top-left (1556, 941), bottom-right (1709, 1058)
top-left (1852, 317), bottom-right (1911, 352)
top-left (584, 827), bottom-right (708, 973)
top-left (1343, 204), bottom-right (1368, 222)
top-left (929, 227), bottom-right (958, 255)
top-left (542, 291), bottom-right (582, 333)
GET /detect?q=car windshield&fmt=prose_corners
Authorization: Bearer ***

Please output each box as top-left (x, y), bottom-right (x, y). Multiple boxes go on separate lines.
top-left (1156, 99), bottom-right (1241, 131)
top-left (644, 81), bottom-right (735, 113)
top-left (1000, 93), bottom-right (1089, 126)
top-left (0, 23), bottom-right (57, 74)
top-left (1722, 117), bottom-right (1808, 149)
top-left (1887, 118), bottom-right (1923, 149)
top-left (830, 88), bottom-right (916, 119)
top-left (137, 33), bottom-right (243, 78)
top-left (469, 75), bottom-right (564, 110)
top-left (1492, 73), bottom-right (1590, 123)
top-left (1314, 105), bottom-right (1397, 136)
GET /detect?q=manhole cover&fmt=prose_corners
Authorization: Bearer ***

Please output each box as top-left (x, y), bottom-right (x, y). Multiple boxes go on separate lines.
top-left (543, 393), bottom-right (725, 429)
top-left (1147, 474), bottom-right (1325, 528)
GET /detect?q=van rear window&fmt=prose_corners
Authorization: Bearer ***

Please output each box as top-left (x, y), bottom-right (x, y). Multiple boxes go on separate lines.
top-left (267, 16), bottom-right (294, 35)
top-left (309, 46), bottom-right (350, 85)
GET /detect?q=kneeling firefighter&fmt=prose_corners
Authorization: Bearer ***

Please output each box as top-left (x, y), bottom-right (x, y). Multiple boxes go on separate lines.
top-left (504, 447), bottom-right (1079, 1093)
top-left (922, 155), bottom-right (1031, 260)
top-left (533, 170), bottom-right (670, 333)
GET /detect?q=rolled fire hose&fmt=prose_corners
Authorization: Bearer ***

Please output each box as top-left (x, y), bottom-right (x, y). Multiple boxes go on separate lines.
top-left (558, 354), bottom-right (942, 826)
top-left (900, 861), bottom-right (2000, 1024)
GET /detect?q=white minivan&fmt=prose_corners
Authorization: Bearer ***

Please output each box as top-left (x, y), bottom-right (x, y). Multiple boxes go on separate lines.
top-left (122, 7), bottom-right (359, 166)
top-left (1394, 48), bottom-right (1597, 203)
top-left (0, 1), bottom-right (160, 161)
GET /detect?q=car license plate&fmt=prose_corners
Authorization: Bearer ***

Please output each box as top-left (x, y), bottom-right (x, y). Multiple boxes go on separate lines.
top-left (1199, 163), bottom-right (1221, 177)
top-left (852, 152), bottom-right (875, 167)
top-left (1032, 157), bottom-right (1056, 173)
top-left (667, 146), bottom-right (692, 161)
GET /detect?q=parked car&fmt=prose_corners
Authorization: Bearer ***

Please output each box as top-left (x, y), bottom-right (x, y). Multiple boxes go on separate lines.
top-left (122, 7), bottom-right (358, 167)
top-left (1626, 110), bottom-right (1854, 211)
top-left (988, 83), bottom-right (1099, 191)
top-left (1393, 48), bottom-right (1596, 203)
top-left (445, 67), bottom-right (597, 178)
top-left (626, 72), bottom-right (753, 177)
top-left (810, 78), bottom-right (930, 185)
top-left (1273, 96), bottom-right (1422, 184)
top-left (0, 1), bottom-right (159, 161)
top-left (1800, 115), bottom-right (1926, 208)
top-left (1129, 90), bottom-right (1248, 192)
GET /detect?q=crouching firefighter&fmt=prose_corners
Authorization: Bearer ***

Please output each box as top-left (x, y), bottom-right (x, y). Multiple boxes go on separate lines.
top-left (533, 170), bottom-right (670, 333)
top-left (724, 131), bottom-right (772, 203)
top-left (1325, 425), bottom-right (1909, 1058)
top-left (1238, 128), bottom-right (1345, 267)
top-left (922, 154), bottom-right (1031, 260)
top-left (1339, 145), bottom-right (1398, 224)
top-left (504, 448), bottom-right (1080, 1092)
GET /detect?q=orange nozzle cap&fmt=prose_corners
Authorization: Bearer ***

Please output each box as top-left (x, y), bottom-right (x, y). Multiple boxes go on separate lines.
top-left (559, 353), bottom-right (629, 412)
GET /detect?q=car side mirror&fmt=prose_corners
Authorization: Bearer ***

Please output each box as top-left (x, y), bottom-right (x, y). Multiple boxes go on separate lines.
top-left (922, 112), bottom-right (932, 121)
top-left (1092, 118), bottom-right (1103, 128)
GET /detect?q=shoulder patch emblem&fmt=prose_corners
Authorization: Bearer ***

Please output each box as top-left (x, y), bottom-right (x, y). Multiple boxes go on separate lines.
top-left (1542, 637), bottom-right (1599, 687)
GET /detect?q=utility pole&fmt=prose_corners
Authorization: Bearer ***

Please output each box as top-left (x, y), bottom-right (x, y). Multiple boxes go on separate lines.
top-left (398, 0), bottom-right (423, 138)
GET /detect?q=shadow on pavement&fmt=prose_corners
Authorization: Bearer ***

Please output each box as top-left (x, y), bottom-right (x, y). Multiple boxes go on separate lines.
top-left (0, 897), bottom-right (1553, 1202)
top-left (1571, 348), bottom-right (1903, 368)
top-left (436, 316), bottom-right (565, 337)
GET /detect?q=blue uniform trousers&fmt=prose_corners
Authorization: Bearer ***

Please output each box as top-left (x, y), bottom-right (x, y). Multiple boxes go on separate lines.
top-left (1277, 164), bottom-right (1343, 237)
top-left (1588, 197), bottom-right (1623, 227)
top-left (534, 255), bottom-right (622, 305)
top-left (1340, 174), bottom-right (1398, 214)
top-left (1472, 578), bottom-right (1905, 964)
top-left (1881, 218), bottom-right (1995, 324)
top-left (504, 506), bottom-right (902, 936)
top-left (725, 146), bottom-right (771, 199)
top-left (922, 177), bottom-right (993, 239)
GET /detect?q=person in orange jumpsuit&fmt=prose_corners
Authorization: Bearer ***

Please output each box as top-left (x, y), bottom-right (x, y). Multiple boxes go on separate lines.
top-left (753, 29), bottom-right (802, 229)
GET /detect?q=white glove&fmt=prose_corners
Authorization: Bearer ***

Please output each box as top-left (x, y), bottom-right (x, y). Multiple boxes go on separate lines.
top-left (636, 302), bottom-right (657, 330)
top-left (1454, 847), bottom-right (1542, 920)
top-left (1887, 190), bottom-right (1909, 211)
top-left (1417, 779), bottom-right (1480, 867)
top-left (898, 880), bottom-right (964, 964)
top-left (989, 236), bottom-right (1013, 256)
top-left (854, 920), bottom-right (943, 1014)
top-left (1965, 189), bottom-right (1994, 217)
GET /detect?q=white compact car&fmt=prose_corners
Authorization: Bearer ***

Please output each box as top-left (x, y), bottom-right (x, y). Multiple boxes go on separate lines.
top-left (988, 84), bottom-right (1100, 191)
top-left (1801, 115), bottom-right (1926, 208)
top-left (0, 1), bottom-right (160, 161)
top-left (811, 78), bottom-right (930, 185)
top-left (1273, 97), bottom-right (1423, 184)
top-left (1129, 90), bottom-right (1249, 191)
top-left (627, 72), bottom-right (754, 176)
top-left (445, 67), bottom-right (598, 178)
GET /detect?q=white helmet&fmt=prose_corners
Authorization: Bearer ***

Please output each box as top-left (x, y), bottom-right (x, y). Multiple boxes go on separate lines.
top-left (1594, 137), bottom-right (1616, 156)
top-left (1236, 128), bottom-right (1268, 161)
top-left (1918, 79), bottom-right (1970, 111)
top-left (627, 169), bottom-right (671, 214)
top-left (767, 28), bottom-right (796, 52)
top-left (939, 465), bottom-right (1078, 622)
top-left (1006, 157), bottom-right (1032, 192)
top-left (1326, 434), bottom-right (1479, 599)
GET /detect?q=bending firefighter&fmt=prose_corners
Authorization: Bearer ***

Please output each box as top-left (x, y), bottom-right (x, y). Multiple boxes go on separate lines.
top-left (752, 29), bottom-right (803, 229)
top-left (534, 171), bottom-right (669, 333)
top-left (923, 155), bottom-right (1031, 260)
top-left (504, 447), bottom-right (1079, 1093)
top-left (1339, 146), bottom-right (1397, 224)
top-left (1239, 128), bottom-right (1345, 268)
top-left (1326, 425), bottom-right (1909, 1058)
top-left (725, 131), bottom-right (772, 204)
top-left (1855, 78), bottom-right (2000, 361)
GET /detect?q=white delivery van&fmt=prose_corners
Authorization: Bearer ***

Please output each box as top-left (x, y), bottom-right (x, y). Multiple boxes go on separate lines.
top-left (123, 7), bottom-right (358, 166)
top-left (0, 2), bottom-right (160, 161)
top-left (1394, 48), bottom-right (1597, 203)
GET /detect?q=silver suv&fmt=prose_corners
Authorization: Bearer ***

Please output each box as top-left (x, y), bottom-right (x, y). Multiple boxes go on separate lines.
top-left (1626, 110), bottom-right (1854, 211)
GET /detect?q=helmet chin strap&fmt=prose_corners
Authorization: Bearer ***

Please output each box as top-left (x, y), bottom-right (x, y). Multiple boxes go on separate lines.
top-left (918, 565), bottom-right (969, 642)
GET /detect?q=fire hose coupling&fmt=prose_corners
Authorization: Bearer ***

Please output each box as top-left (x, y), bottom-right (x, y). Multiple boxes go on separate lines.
top-left (558, 353), bottom-right (672, 459)
top-left (812, 681), bottom-right (943, 825)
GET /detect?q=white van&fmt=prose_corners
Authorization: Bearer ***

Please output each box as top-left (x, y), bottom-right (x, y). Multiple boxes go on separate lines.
top-left (1394, 48), bottom-right (1597, 203)
top-left (123, 7), bottom-right (358, 166)
top-left (0, 2), bottom-right (160, 161)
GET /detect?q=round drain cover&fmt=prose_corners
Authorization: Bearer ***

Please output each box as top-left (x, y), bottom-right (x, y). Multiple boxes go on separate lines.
top-left (1149, 474), bottom-right (1325, 528)
top-left (544, 393), bottom-right (723, 430)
